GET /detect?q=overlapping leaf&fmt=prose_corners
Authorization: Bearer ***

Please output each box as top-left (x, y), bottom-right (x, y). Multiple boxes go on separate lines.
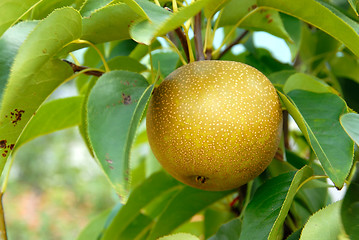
top-left (81, 3), bottom-right (141, 44)
top-left (101, 171), bottom-right (181, 239)
top-left (278, 89), bottom-right (354, 188)
top-left (208, 218), bottom-right (242, 240)
top-left (283, 73), bottom-right (332, 94)
top-left (301, 201), bottom-right (343, 240)
top-left (0, 21), bottom-right (38, 108)
top-left (330, 53), bottom-right (359, 83)
top-left (0, 0), bottom-right (41, 37)
top-left (341, 162), bottom-right (359, 239)
top-left (27, 0), bottom-right (77, 19)
top-left (147, 187), bottom-right (235, 240)
top-left (80, 0), bottom-right (113, 17)
top-left (158, 233), bottom-right (200, 240)
top-left (87, 70), bottom-right (154, 201)
top-left (76, 208), bottom-right (112, 240)
top-left (257, 0), bottom-right (359, 58)
top-left (340, 113), bottom-right (359, 146)
top-left (0, 7), bottom-right (81, 175)
top-left (348, 0), bottom-right (359, 16)
top-left (239, 166), bottom-right (312, 240)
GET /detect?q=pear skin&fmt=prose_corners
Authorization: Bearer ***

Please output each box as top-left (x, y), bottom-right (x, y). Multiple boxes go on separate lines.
top-left (146, 60), bottom-right (283, 191)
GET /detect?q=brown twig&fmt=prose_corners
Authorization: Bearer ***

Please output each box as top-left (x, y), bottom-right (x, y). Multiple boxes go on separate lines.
top-left (164, 7), bottom-right (190, 62)
top-left (63, 60), bottom-right (104, 77)
top-left (0, 193), bottom-right (7, 240)
top-left (174, 28), bottom-right (190, 62)
top-left (194, 12), bottom-right (205, 61)
top-left (217, 30), bottom-right (249, 59)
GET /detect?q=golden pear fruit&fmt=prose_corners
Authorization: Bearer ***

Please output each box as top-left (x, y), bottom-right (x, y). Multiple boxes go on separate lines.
top-left (146, 60), bottom-right (282, 191)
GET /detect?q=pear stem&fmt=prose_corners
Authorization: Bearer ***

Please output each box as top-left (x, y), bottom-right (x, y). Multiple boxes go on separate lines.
top-left (194, 12), bottom-right (205, 61)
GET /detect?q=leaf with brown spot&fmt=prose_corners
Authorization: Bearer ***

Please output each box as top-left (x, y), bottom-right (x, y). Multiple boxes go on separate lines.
top-left (0, 7), bottom-right (81, 175)
top-left (87, 70), bottom-right (155, 202)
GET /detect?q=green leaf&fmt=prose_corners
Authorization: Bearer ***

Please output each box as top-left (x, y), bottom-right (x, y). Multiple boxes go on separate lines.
top-left (257, 0), bottom-right (359, 58)
top-left (119, 213), bottom-right (153, 240)
top-left (0, 7), bottom-right (81, 175)
top-left (298, 24), bottom-right (340, 73)
top-left (330, 53), bottom-right (359, 84)
top-left (27, 0), bottom-right (77, 20)
top-left (107, 56), bottom-right (147, 73)
top-left (76, 208), bottom-right (112, 240)
top-left (239, 166), bottom-right (313, 240)
top-left (267, 70), bottom-right (296, 87)
top-left (130, 0), bottom-right (216, 45)
top-left (283, 73), bottom-right (332, 94)
top-left (80, 0), bottom-right (113, 17)
top-left (157, 233), bottom-right (200, 240)
top-left (15, 96), bottom-right (83, 150)
top-left (219, 0), bottom-right (291, 41)
top-left (204, 0), bottom-right (230, 18)
top-left (147, 187), bottom-right (235, 240)
top-left (122, 0), bottom-right (160, 19)
top-left (340, 113), bottom-right (359, 146)
top-left (341, 162), bottom-right (359, 239)
top-left (0, 21), bottom-right (38, 108)
top-left (283, 90), bottom-right (354, 188)
top-left (348, 0), bottom-right (359, 15)
top-left (82, 3), bottom-right (141, 44)
top-left (152, 51), bottom-right (179, 78)
top-left (204, 207), bottom-right (235, 239)
top-left (286, 229), bottom-right (302, 240)
top-left (301, 201), bottom-right (343, 240)
top-left (0, 0), bottom-right (41, 37)
top-left (87, 70), bottom-right (153, 200)
top-left (109, 40), bottom-right (138, 59)
top-left (208, 218), bottom-right (242, 240)
top-left (281, 13), bottom-right (301, 60)
top-left (101, 171), bottom-right (181, 239)
top-left (222, 48), bottom-right (293, 76)
top-left (129, 40), bottom-right (162, 60)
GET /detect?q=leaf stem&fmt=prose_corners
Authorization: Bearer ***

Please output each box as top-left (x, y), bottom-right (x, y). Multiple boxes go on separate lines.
top-left (296, 175), bottom-right (329, 192)
top-left (172, 0), bottom-right (178, 12)
top-left (149, 44), bottom-right (155, 84)
top-left (203, 16), bottom-right (212, 60)
top-left (162, 36), bottom-right (188, 65)
top-left (194, 11), bottom-right (205, 61)
top-left (69, 52), bottom-right (80, 65)
top-left (285, 214), bottom-right (297, 232)
top-left (154, 0), bottom-right (160, 6)
top-left (0, 193), bottom-right (7, 240)
top-left (239, 180), bottom-right (253, 220)
top-left (182, 25), bottom-right (195, 62)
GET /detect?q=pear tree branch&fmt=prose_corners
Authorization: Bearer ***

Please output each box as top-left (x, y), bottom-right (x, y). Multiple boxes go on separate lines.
top-left (217, 30), bottom-right (249, 59)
